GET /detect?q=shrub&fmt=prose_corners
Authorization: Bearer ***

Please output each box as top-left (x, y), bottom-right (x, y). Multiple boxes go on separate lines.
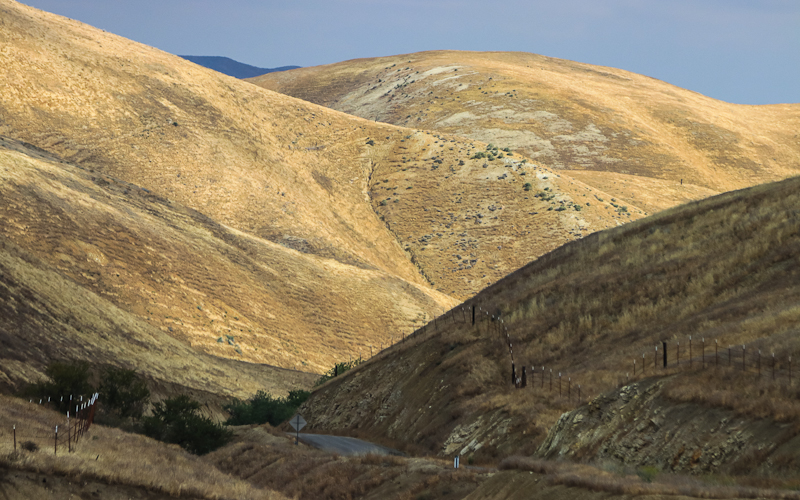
top-left (315, 359), bottom-right (362, 387)
top-left (99, 367), bottom-right (150, 419)
top-left (20, 441), bottom-right (38, 452)
top-left (224, 389), bottom-right (310, 427)
top-left (26, 361), bottom-right (94, 413)
top-left (523, 183), bottom-right (532, 191)
top-left (142, 395), bottom-right (231, 455)
top-left (637, 466), bottom-right (659, 483)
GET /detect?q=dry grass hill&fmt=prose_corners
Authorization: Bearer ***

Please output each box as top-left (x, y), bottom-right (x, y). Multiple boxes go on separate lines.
top-left (298, 174), bottom-right (800, 480)
top-left (3, 0), bottom-right (800, 496)
top-left (251, 50), bottom-right (800, 215)
top-left (0, 0), bottom-right (636, 396)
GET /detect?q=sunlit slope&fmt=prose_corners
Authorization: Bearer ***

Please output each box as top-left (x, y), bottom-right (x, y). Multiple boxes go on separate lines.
top-left (0, 0), bottom-right (416, 284)
top-left (0, 0), bottom-right (634, 306)
top-left (0, 147), bottom-right (317, 399)
top-left (0, 136), bottom-right (460, 381)
top-left (0, 0), bottom-right (465, 370)
top-left (252, 50), bottom-right (800, 213)
top-left (299, 175), bottom-right (800, 463)
top-left (359, 129), bottom-right (645, 297)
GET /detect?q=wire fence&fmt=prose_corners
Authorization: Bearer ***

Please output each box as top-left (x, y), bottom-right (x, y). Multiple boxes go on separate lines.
top-left (11, 392), bottom-right (99, 456)
top-left (389, 301), bottom-right (798, 408)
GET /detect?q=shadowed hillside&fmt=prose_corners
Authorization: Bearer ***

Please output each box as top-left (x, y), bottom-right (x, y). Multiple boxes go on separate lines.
top-left (298, 174), bottom-right (800, 475)
top-left (251, 50), bottom-right (800, 214)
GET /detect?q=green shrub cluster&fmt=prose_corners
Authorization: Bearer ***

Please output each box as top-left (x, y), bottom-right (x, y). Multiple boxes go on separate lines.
top-left (25, 361), bottom-right (94, 413)
top-left (223, 389), bottom-right (310, 426)
top-left (98, 367), bottom-right (150, 419)
top-left (24, 361), bottom-right (233, 455)
top-left (142, 395), bottom-right (232, 455)
top-left (25, 361), bottom-right (149, 418)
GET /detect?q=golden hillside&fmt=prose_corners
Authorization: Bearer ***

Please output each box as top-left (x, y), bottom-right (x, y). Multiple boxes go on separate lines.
top-left (298, 174), bottom-right (800, 474)
top-left (0, 0), bottom-right (633, 388)
top-left (0, 137), bottom-right (319, 399)
top-left (0, 0), bottom-right (462, 379)
top-left (251, 50), bottom-right (800, 214)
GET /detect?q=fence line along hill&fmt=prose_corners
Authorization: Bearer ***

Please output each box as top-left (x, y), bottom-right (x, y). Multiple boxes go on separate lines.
top-left (297, 174), bottom-right (800, 474)
top-left (251, 50), bottom-right (800, 215)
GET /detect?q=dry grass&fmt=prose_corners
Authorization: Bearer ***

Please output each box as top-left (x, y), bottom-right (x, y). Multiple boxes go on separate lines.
top-left (0, 0), bottom-right (457, 384)
top-left (500, 456), bottom-right (800, 499)
top-left (252, 50), bottom-right (800, 215)
top-left (204, 430), bottom-right (481, 500)
top-left (298, 174), bottom-right (800, 466)
top-left (0, 395), bottom-right (285, 499)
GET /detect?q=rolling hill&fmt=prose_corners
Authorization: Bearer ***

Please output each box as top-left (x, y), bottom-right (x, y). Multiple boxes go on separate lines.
top-left (297, 173), bottom-right (800, 475)
top-left (250, 50), bottom-right (800, 215)
top-left (0, 0), bottom-right (637, 396)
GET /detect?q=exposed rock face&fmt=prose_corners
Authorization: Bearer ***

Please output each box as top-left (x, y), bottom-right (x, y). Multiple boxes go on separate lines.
top-left (536, 377), bottom-right (800, 475)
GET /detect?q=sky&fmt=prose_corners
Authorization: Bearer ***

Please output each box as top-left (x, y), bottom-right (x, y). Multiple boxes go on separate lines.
top-left (21, 0), bottom-right (800, 105)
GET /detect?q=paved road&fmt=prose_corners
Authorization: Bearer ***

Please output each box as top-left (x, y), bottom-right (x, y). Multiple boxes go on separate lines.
top-left (289, 433), bottom-right (403, 456)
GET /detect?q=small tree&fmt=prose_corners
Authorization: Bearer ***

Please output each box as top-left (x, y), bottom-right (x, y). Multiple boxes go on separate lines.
top-left (99, 367), bottom-right (150, 419)
top-left (142, 395), bottom-right (231, 455)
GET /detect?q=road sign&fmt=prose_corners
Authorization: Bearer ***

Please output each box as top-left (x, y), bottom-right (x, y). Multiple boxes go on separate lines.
top-left (289, 414), bottom-right (306, 431)
top-left (290, 414), bottom-right (306, 445)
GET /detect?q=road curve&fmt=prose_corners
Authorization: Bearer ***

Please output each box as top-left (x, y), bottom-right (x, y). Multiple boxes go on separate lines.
top-left (291, 433), bottom-right (403, 456)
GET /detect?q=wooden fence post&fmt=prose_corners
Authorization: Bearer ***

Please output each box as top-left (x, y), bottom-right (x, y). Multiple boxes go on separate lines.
top-left (13, 424), bottom-right (16, 453)
top-left (54, 425), bottom-right (58, 456)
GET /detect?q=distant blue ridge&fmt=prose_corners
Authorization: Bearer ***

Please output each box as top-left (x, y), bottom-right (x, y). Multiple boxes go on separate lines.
top-left (178, 55), bottom-right (300, 79)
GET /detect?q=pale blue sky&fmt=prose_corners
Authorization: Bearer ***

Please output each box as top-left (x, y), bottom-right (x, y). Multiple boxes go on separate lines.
top-left (21, 0), bottom-right (799, 104)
